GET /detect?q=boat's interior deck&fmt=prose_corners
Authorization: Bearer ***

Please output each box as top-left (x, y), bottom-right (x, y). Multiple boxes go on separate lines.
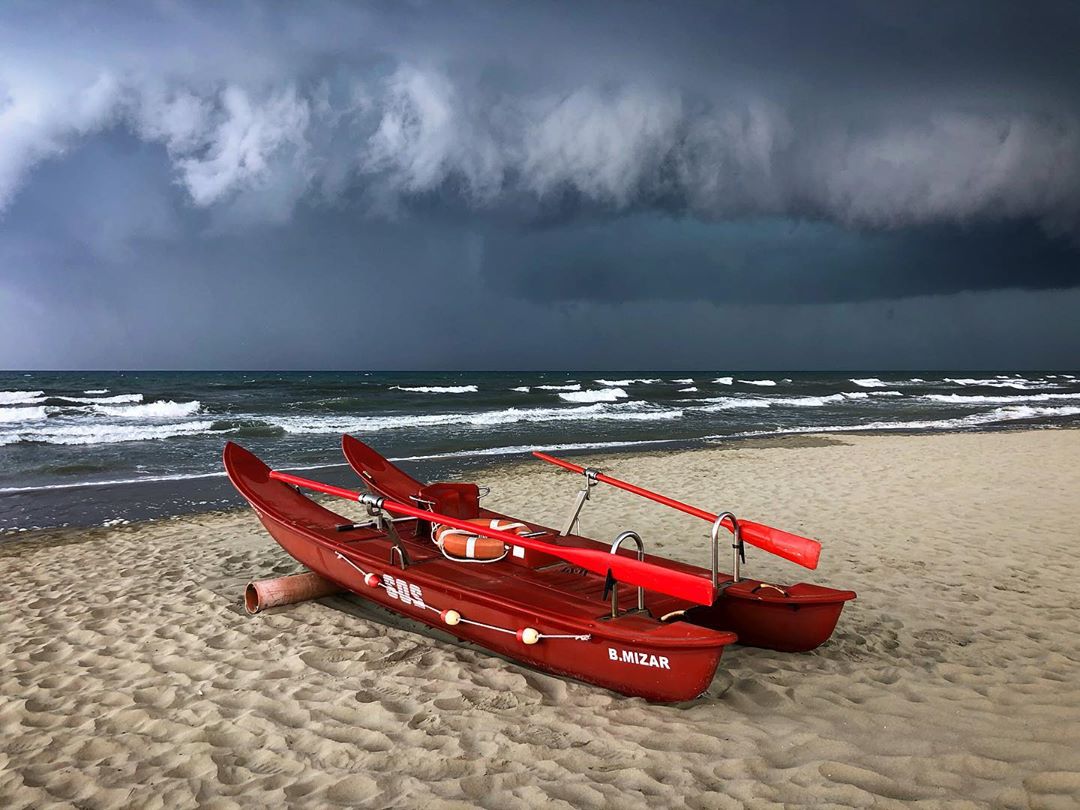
top-left (328, 518), bottom-right (692, 622)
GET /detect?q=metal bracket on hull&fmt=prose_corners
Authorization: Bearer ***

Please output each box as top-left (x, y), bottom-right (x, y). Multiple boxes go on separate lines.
top-left (559, 467), bottom-right (600, 536)
top-left (335, 515), bottom-right (413, 533)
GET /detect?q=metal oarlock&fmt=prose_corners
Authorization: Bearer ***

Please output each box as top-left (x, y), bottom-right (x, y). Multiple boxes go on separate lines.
top-left (559, 466), bottom-right (600, 536)
top-left (608, 530), bottom-right (646, 616)
top-left (710, 511), bottom-right (743, 586)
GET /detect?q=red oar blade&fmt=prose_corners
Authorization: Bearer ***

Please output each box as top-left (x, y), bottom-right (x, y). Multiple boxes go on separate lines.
top-left (533, 451), bottom-right (821, 569)
top-left (738, 521), bottom-right (821, 569)
top-left (269, 469), bottom-right (716, 606)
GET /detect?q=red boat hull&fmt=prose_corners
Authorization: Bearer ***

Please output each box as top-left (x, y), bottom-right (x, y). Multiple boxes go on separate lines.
top-left (341, 434), bottom-right (856, 655)
top-left (226, 442), bottom-right (734, 702)
top-left (686, 583), bottom-right (852, 652)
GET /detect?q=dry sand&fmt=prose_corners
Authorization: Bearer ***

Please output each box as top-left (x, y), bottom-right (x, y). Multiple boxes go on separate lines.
top-left (2, 429), bottom-right (1079, 809)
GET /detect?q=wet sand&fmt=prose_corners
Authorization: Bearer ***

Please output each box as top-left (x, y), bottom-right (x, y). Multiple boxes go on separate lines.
top-left (2, 429), bottom-right (1079, 808)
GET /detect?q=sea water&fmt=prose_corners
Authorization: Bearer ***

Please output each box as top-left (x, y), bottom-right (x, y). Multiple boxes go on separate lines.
top-left (1, 370), bottom-right (1078, 531)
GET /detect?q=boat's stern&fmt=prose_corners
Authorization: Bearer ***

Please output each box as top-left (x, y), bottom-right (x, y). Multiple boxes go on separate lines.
top-left (682, 580), bottom-right (857, 653)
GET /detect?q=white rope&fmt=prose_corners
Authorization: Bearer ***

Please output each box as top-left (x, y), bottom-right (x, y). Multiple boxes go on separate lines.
top-left (333, 552), bottom-right (590, 642)
top-left (458, 617), bottom-right (517, 635)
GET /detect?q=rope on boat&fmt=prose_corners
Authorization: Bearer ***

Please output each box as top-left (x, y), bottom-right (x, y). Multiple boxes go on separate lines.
top-left (333, 552), bottom-right (591, 645)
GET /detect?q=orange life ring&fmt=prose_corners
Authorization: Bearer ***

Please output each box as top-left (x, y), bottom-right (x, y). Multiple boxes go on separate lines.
top-left (433, 519), bottom-right (529, 560)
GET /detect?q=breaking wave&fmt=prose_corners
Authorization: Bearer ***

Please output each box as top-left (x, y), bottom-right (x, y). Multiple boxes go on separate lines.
top-left (397, 437), bottom-right (680, 462)
top-left (0, 406), bottom-right (49, 424)
top-left (390, 385), bottom-right (478, 394)
top-left (535, 384), bottom-right (581, 391)
top-left (0, 420), bottom-right (216, 447)
top-left (713, 377), bottom-right (733, 385)
top-left (721, 404), bottom-right (1080, 439)
top-left (944, 378), bottom-right (1039, 390)
top-left (53, 393), bottom-right (144, 404)
top-left (738, 379), bottom-right (777, 386)
top-left (924, 392), bottom-right (1080, 404)
top-left (92, 400), bottom-right (202, 419)
top-left (594, 378), bottom-right (661, 386)
top-left (691, 397), bottom-right (771, 411)
top-left (559, 388), bottom-right (629, 403)
top-left (690, 391), bottom-right (880, 409)
top-left (262, 401), bottom-right (679, 434)
top-left (0, 390), bottom-right (45, 405)
top-left (850, 378), bottom-right (889, 387)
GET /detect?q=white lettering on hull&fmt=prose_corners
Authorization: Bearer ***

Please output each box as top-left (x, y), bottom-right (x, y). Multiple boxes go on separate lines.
top-left (607, 647), bottom-right (671, 669)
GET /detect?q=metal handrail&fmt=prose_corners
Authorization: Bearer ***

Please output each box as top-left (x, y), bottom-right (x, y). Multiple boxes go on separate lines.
top-left (609, 530), bottom-right (646, 615)
top-left (710, 511), bottom-right (742, 586)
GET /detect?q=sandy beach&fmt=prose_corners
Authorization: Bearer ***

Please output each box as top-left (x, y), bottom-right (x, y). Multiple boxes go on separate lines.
top-left (2, 428), bottom-right (1079, 808)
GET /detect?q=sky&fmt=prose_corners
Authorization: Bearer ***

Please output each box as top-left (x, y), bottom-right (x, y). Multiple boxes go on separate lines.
top-left (1, 0), bottom-right (1078, 370)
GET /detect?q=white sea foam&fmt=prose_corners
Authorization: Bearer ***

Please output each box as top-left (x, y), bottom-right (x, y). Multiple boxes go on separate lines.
top-left (691, 397), bottom-right (771, 411)
top-left (715, 405), bottom-right (1080, 440)
top-left (559, 388), bottom-right (628, 403)
top-left (0, 406), bottom-right (48, 423)
top-left (510, 386), bottom-right (530, 392)
top-left (871, 391), bottom-right (904, 397)
top-left (53, 393), bottom-right (144, 404)
top-left (92, 400), bottom-right (202, 419)
top-left (262, 401), bottom-right (678, 434)
top-left (83, 389), bottom-right (109, 394)
top-left (0, 460), bottom-right (349, 494)
top-left (0, 420), bottom-right (215, 446)
top-left (850, 378), bottom-right (889, 387)
top-left (944, 378), bottom-right (1038, 390)
top-left (0, 390), bottom-right (45, 405)
top-left (679, 386), bottom-right (698, 393)
top-left (738, 379), bottom-right (777, 386)
top-left (925, 392), bottom-right (1080, 405)
top-left (535, 384), bottom-right (581, 391)
top-left (397, 437), bottom-right (680, 462)
top-left (713, 377), bottom-right (734, 385)
top-left (671, 378), bottom-right (694, 384)
top-left (692, 391), bottom-right (887, 410)
top-left (766, 395), bottom-right (845, 406)
top-left (390, 385), bottom-right (478, 394)
top-left (594, 378), bottom-right (660, 386)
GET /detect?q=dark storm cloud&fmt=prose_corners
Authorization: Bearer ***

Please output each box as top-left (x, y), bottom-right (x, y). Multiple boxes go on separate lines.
top-left (1, 0), bottom-right (1079, 368)
top-left (4, 1), bottom-right (1080, 230)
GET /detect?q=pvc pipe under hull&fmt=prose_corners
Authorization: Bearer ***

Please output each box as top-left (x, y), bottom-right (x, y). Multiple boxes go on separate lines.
top-left (244, 571), bottom-right (343, 614)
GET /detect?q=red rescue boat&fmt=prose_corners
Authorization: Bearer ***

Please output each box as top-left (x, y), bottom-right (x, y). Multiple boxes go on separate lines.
top-left (223, 437), bottom-right (855, 702)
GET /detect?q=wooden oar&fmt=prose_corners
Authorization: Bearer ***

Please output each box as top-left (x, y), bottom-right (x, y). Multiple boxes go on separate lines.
top-left (268, 469), bottom-right (716, 606)
top-left (532, 452), bottom-right (821, 570)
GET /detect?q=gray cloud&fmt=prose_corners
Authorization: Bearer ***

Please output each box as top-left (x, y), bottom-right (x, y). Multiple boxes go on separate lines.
top-left (1, 1), bottom-right (1079, 369)
top-left (3, 1), bottom-right (1080, 234)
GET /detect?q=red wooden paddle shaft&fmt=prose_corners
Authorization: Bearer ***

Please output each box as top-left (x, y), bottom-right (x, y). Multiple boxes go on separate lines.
top-left (532, 451), bottom-right (821, 570)
top-left (268, 469), bottom-right (716, 606)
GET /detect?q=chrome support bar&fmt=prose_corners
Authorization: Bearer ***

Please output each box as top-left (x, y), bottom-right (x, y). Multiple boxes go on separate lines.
top-left (609, 530), bottom-right (646, 615)
top-left (710, 511), bottom-right (742, 586)
top-left (559, 471), bottom-right (599, 536)
top-left (390, 543), bottom-right (410, 570)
